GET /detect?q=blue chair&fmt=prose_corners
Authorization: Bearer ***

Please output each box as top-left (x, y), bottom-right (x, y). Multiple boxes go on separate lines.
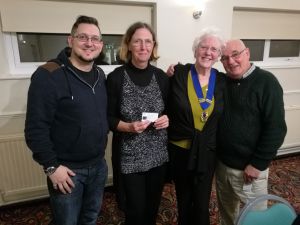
top-left (235, 194), bottom-right (297, 225)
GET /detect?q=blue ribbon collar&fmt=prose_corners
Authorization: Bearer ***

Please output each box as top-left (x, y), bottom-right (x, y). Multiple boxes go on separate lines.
top-left (191, 65), bottom-right (216, 121)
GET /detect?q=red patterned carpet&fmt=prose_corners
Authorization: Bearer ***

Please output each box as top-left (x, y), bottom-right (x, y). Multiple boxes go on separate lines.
top-left (0, 154), bottom-right (299, 225)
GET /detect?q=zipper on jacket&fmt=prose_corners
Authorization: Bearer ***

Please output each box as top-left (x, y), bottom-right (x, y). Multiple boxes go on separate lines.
top-left (67, 66), bottom-right (100, 95)
top-left (61, 64), bottom-right (74, 100)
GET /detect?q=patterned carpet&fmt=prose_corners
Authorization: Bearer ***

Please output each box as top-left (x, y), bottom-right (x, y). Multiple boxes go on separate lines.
top-left (0, 154), bottom-right (299, 225)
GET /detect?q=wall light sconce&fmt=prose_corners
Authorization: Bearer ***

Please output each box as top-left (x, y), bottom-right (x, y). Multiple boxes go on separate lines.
top-left (17, 34), bottom-right (26, 44)
top-left (193, 10), bottom-right (202, 19)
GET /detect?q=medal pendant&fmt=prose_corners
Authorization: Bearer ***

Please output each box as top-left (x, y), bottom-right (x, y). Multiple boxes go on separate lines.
top-left (201, 111), bottom-right (208, 122)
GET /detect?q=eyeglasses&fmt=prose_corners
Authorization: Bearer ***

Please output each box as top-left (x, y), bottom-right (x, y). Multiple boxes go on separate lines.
top-left (73, 33), bottom-right (102, 44)
top-left (199, 45), bottom-right (220, 54)
top-left (220, 48), bottom-right (246, 62)
top-left (131, 39), bottom-right (154, 47)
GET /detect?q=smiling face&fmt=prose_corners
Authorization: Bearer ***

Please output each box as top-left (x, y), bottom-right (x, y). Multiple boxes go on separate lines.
top-left (194, 36), bottom-right (221, 70)
top-left (68, 23), bottom-right (103, 68)
top-left (221, 40), bottom-right (251, 79)
top-left (128, 28), bottom-right (154, 68)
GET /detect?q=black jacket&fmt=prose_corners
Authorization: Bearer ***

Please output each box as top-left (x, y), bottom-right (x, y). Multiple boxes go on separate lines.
top-left (25, 47), bottom-right (108, 169)
top-left (168, 63), bottom-right (225, 173)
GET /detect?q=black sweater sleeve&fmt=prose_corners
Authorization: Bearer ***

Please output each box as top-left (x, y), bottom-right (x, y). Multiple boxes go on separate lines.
top-left (153, 67), bottom-right (169, 112)
top-left (250, 72), bottom-right (287, 170)
top-left (25, 67), bottom-right (59, 169)
top-left (106, 67), bottom-right (123, 131)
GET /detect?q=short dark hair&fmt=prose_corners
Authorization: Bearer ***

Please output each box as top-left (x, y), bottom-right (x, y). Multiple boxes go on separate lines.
top-left (119, 22), bottom-right (159, 62)
top-left (71, 15), bottom-right (101, 37)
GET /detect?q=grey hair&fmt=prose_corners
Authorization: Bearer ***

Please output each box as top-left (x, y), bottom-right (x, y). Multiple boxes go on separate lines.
top-left (192, 27), bottom-right (225, 58)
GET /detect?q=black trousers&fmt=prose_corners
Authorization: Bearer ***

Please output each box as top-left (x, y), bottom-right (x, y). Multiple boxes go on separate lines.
top-left (169, 143), bottom-right (216, 225)
top-left (122, 163), bottom-right (167, 225)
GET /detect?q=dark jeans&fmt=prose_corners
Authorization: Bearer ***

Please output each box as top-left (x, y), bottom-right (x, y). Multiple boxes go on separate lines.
top-left (122, 163), bottom-right (167, 225)
top-left (169, 143), bottom-right (216, 225)
top-left (47, 159), bottom-right (108, 225)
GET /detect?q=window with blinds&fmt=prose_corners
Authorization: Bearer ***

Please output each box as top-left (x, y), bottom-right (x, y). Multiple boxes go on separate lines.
top-left (233, 8), bottom-right (300, 66)
top-left (0, 0), bottom-right (154, 75)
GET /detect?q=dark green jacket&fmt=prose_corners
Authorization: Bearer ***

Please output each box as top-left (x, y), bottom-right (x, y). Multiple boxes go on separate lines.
top-left (217, 66), bottom-right (287, 171)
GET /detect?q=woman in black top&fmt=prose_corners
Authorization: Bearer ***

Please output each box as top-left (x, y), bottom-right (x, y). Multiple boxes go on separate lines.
top-left (167, 28), bottom-right (225, 225)
top-left (106, 22), bottom-right (169, 225)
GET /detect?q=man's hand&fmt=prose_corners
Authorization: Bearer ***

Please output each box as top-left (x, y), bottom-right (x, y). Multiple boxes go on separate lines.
top-left (166, 64), bottom-right (176, 77)
top-left (243, 164), bottom-right (260, 184)
top-left (49, 165), bottom-right (76, 194)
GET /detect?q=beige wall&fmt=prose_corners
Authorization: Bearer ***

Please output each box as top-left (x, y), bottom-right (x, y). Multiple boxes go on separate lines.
top-left (0, 0), bottom-right (299, 205)
top-left (233, 0), bottom-right (300, 10)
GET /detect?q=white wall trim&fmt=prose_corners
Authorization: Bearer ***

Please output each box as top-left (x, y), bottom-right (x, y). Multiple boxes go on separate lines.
top-left (0, 112), bottom-right (25, 118)
top-left (0, 133), bottom-right (24, 141)
top-left (258, 62), bottom-right (300, 69)
top-left (0, 76), bottom-right (31, 80)
top-left (285, 106), bottom-right (300, 111)
top-left (278, 142), bottom-right (300, 155)
top-left (284, 89), bottom-right (300, 94)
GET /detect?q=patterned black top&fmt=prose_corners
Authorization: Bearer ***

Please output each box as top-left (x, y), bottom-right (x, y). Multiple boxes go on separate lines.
top-left (107, 62), bottom-right (169, 174)
top-left (119, 71), bottom-right (168, 173)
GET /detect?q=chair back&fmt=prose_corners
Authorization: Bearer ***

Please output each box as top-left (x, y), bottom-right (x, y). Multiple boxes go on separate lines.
top-left (235, 194), bottom-right (297, 225)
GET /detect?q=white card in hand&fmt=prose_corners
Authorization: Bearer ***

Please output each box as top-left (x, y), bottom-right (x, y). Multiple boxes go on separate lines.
top-left (141, 112), bottom-right (158, 122)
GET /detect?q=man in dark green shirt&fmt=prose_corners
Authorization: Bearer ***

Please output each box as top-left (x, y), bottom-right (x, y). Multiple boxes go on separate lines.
top-left (216, 39), bottom-right (287, 225)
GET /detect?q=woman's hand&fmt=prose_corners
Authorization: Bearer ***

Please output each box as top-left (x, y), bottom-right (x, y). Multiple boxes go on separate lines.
top-left (153, 115), bottom-right (169, 129)
top-left (130, 120), bottom-right (151, 133)
top-left (117, 120), bottom-right (151, 133)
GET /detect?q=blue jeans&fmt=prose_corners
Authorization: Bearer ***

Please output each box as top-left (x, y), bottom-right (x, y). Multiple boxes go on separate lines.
top-left (47, 159), bottom-right (108, 225)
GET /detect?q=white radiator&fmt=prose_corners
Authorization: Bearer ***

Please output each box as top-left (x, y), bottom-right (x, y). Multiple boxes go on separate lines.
top-left (0, 134), bottom-right (48, 206)
top-left (0, 133), bottom-right (113, 206)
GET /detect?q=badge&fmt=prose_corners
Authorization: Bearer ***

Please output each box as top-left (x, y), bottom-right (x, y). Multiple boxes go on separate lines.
top-left (201, 111), bottom-right (208, 122)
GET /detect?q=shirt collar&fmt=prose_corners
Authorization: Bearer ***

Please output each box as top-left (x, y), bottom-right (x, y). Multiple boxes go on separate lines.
top-left (242, 63), bottom-right (255, 79)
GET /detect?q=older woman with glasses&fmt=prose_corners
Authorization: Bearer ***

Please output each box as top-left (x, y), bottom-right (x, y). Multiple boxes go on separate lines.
top-left (106, 22), bottom-right (169, 225)
top-left (167, 28), bottom-right (225, 225)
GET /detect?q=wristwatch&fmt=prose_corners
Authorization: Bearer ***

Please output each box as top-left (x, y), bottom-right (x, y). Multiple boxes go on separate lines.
top-left (44, 166), bottom-right (57, 176)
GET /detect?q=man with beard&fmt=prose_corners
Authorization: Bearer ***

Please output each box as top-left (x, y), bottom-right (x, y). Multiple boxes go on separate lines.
top-left (25, 15), bottom-right (108, 225)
